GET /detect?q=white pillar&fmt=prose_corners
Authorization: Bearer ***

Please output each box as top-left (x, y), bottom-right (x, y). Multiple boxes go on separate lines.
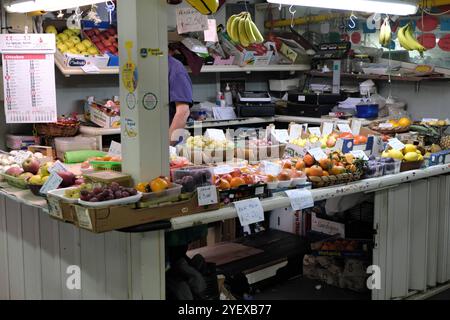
top-left (118, 0), bottom-right (168, 300)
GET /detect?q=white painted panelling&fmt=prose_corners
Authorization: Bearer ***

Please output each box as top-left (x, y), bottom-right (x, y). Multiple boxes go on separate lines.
top-left (129, 233), bottom-right (143, 300)
top-left (105, 232), bottom-right (129, 299)
top-left (21, 205), bottom-right (42, 300)
top-left (5, 198), bottom-right (25, 299)
top-left (140, 231), bottom-right (165, 300)
top-left (80, 230), bottom-right (106, 300)
top-left (0, 195), bottom-right (10, 299)
top-left (39, 214), bottom-right (62, 300)
top-left (59, 222), bottom-right (81, 300)
top-left (427, 177), bottom-right (440, 287)
top-left (437, 176), bottom-right (450, 283)
top-left (388, 183), bottom-right (410, 299)
top-left (408, 180), bottom-right (428, 291)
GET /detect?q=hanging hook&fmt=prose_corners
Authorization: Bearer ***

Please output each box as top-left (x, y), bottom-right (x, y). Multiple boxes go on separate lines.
top-left (289, 5), bottom-right (297, 28)
top-left (349, 12), bottom-right (357, 29)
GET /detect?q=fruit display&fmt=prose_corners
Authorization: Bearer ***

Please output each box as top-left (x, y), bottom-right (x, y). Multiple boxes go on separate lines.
top-left (381, 144), bottom-right (424, 162)
top-left (226, 12), bottom-right (264, 47)
top-left (173, 167), bottom-right (214, 194)
top-left (186, 136), bottom-right (234, 150)
top-left (84, 27), bottom-right (118, 56)
top-left (311, 238), bottom-right (371, 257)
top-left (64, 183), bottom-right (94, 199)
top-left (420, 119), bottom-right (449, 127)
top-left (369, 118), bottom-right (412, 134)
top-left (50, 27), bottom-right (100, 56)
top-left (379, 18), bottom-right (392, 47)
top-left (183, 136), bottom-right (235, 164)
top-left (440, 136), bottom-right (450, 150)
top-left (398, 23), bottom-right (426, 56)
top-left (290, 132), bottom-right (368, 150)
top-left (79, 182), bottom-right (138, 203)
top-left (0, 150), bottom-right (45, 174)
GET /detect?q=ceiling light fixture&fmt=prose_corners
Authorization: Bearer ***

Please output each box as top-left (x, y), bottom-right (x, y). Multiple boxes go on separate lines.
top-left (266, 0), bottom-right (419, 16)
top-left (5, 0), bottom-right (106, 13)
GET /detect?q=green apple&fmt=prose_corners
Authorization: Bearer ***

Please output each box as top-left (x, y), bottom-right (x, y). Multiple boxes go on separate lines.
top-left (87, 47), bottom-right (98, 55)
top-left (75, 43), bottom-right (86, 52)
top-left (45, 25), bottom-right (58, 35)
top-left (70, 36), bottom-right (81, 45)
top-left (81, 39), bottom-right (92, 48)
top-left (70, 28), bottom-right (81, 35)
top-left (69, 48), bottom-right (80, 54)
top-left (57, 33), bottom-right (69, 42)
top-left (63, 29), bottom-right (74, 36)
top-left (80, 51), bottom-right (89, 56)
top-left (57, 43), bottom-right (68, 52)
top-left (65, 40), bottom-right (75, 48)
top-left (29, 175), bottom-right (43, 185)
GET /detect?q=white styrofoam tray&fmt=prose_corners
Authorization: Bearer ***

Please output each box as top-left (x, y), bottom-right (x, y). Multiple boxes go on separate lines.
top-left (47, 187), bottom-right (79, 204)
top-left (78, 192), bottom-right (142, 208)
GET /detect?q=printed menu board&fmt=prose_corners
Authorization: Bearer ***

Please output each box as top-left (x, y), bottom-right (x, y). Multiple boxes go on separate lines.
top-left (0, 34), bottom-right (57, 123)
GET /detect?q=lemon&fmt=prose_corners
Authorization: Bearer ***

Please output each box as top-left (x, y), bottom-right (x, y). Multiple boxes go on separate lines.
top-left (398, 117), bottom-right (412, 127)
top-left (418, 154), bottom-right (424, 161)
top-left (404, 144), bottom-right (417, 154)
top-left (404, 152), bottom-right (419, 162)
top-left (381, 151), bottom-right (390, 158)
top-left (388, 149), bottom-right (404, 160)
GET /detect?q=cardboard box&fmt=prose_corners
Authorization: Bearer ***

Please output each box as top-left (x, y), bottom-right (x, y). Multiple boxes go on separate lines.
top-left (89, 102), bottom-right (120, 129)
top-left (47, 196), bottom-right (76, 223)
top-left (71, 193), bottom-right (220, 233)
top-left (28, 145), bottom-right (54, 158)
top-left (56, 49), bottom-right (110, 69)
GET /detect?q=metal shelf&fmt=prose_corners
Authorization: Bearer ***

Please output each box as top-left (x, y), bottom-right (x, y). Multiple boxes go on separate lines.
top-left (55, 55), bottom-right (119, 77)
top-left (190, 64), bottom-right (311, 74)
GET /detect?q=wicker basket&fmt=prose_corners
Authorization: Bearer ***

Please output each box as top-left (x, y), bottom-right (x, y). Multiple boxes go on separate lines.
top-left (34, 122), bottom-right (80, 137)
top-left (369, 121), bottom-right (410, 134)
top-left (308, 172), bottom-right (363, 189)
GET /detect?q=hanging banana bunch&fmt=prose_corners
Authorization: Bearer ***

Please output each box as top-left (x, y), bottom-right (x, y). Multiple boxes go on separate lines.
top-left (379, 18), bottom-right (392, 47)
top-left (397, 22), bottom-right (426, 56)
top-left (185, 0), bottom-right (219, 15)
top-left (226, 12), bottom-right (264, 47)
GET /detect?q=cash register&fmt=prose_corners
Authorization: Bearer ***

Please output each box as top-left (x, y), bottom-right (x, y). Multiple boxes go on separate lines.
top-left (236, 91), bottom-right (276, 117)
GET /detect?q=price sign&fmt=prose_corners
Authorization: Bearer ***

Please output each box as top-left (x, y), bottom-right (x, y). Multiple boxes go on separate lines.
top-left (197, 185), bottom-right (218, 206)
top-left (47, 197), bottom-right (63, 219)
top-left (289, 124), bottom-right (303, 141)
top-left (308, 127), bottom-right (322, 137)
top-left (234, 198), bottom-right (265, 226)
top-left (272, 129), bottom-right (290, 143)
top-left (13, 151), bottom-right (31, 165)
top-left (322, 122), bottom-right (334, 137)
top-left (75, 206), bottom-right (93, 230)
top-left (176, 7), bottom-right (209, 34)
top-left (48, 160), bottom-right (68, 174)
top-left (350, 150), bottom-right (369, 160)
top-left (214, 165), bottom-right (233, 175)
top-left (261, 161), bottom-right (281, 176)
top-left (351, 120), bottom-right (362, 135)
top-left (308, 148), bottom-right (328, 161)
top-left (39, 172), bottom-right (63, 195)
top-left (337, 123), bottom-right (352, 133)
top-left (285, 189), bottom-right (315, 211)
top-left (388, 138), bottom-right (405, 151)
top-left (422, 118), bottom-right (439, 122)
top-left (205, 129), bottom-right (226, 141)
top-left (169, 146), bottom-right (177, 157)
top-left (379, 123), bottom-right (394, 129)
top-left (108, 141), bottom-right (122, 157)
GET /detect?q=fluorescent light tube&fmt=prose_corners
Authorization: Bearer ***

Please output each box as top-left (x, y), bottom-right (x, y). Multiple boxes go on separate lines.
top-left (267, 0), bottom-right (418, 16)
top-left (5, 0), bottom-right (106, 13)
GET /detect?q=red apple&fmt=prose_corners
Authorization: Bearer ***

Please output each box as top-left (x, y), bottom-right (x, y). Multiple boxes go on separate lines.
top-left (91, 35), bottom-right (99, 43)
top-left (96, 43), bottom-right (105, 51)
top-left (6, 167), bottom-right (24, 177)
top-left (107, 46), bottom-right (117, 54)
top-left (230, 169), bottom-right (242, 178)
top-left (107, 28), bottom-right (117, 36)
top-left (102, 39), bottom-right (112, 46)
top-left (57, 171), bottom-right (76, 188)
top-left (22, 158), bottom-right (40, 175)
top-left (93, 29), bottom-right (101, 36)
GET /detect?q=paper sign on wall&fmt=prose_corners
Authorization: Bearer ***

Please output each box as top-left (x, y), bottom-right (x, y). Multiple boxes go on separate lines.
top-left (0, 34), bottom-right (57, 124)
top-left (285, 189), bottom-right (314, 211)
top-left (204, 19), bottom-right (218, 42)
top-left (234, 198), bottom-right (265, 226)
top-left (47, 197), bottom-right (63, 219)
top-left (108, 141), bottom-right (122, 157)
top-left (176, 7), bottom-right (209, 34)
top-left (309, 127), bottom-right (322, 137)
top-left (197, 185), bottom-right (218, 206)
top-left (272, 129), bottom-right (289, 143)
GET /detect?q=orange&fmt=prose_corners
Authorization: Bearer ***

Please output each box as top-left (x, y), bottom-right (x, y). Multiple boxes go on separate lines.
top-left (398, 117), bottom-right (412, 127)
top-left (218, 179), bottom-right (231, 190)
top-left (135, 183), bottom-right (147, 193)
top-left (322, 171), bottom-right (329, 176)
top-left (295, 160), bottom-right (305, 171)
top-left (330, 165), bottom-right (346, 175)
top-left (150, 177), bottom-right (169, 193)
top-left (319, 158), bottom-right (332, 171)
top-left (230, 177), bottom-right (245, 188)
top-left (307, 165), bottom-right (323, 177)
top-left (303, 154), bottom-right (315, 167)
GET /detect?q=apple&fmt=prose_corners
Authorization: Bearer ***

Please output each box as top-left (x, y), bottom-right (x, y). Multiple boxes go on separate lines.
top-left (91, 35), bottom-right (100, 43)
top-left (74, 178), bottom-right (85, 185)
top-left (93, 29), bottom-right (101, 36)
top-left (107, 46), bottom-right (117, 54)
top-left (107, 28), bottom-right (117, 36)
top-left (87, 47), bottom-right (98, 55)
top-left (96, 43), bottom-right (105, 50)
top-left (6, 167), bottom-right (24, 177)
top-left (230, 169), bottom-right (242, 178)
top-left (81, 39), bottom-right (92, 48)
top-left (57, 43), bottom-right (68, 53)
top-left (65, 40), bottom-right (75, 48)
top-left (28, 175), bottom-right (43, 185)
top-left (57, 171), bottom-right (76, 188)
top-left (57, 33), bottom-right (69, 42)
top-left (326, 136), bottom-right (337, 148)
top-left (75, 43), bottom-right (87, 52)
top-left (19, 172), bottom-right (34, 181)
top-left (22, 158), bottom-right (40, 175)
top-left (45, 25), bottom-right (58, 35)
top-left (70, 36), bottom-right (81, 45)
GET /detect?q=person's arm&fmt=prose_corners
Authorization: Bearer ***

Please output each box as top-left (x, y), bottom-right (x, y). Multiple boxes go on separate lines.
top-left (169, 102), bottom-right (190, 144)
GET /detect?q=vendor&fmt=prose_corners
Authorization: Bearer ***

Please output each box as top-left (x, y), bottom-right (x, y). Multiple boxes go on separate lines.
top-left (168, 48), bottom-right (193, 145)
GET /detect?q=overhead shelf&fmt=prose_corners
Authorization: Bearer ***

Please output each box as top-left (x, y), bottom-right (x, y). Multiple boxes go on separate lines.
top-left (307, 70), bottom-right (449, 82)
top-left (190, 64), bottom-right (311, 73)
top-left (55, 55), bottom-right (119, 77)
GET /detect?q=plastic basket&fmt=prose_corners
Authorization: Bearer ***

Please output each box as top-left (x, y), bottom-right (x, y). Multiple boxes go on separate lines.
top-left (0, 173), bottom-right (29, 189)
top-left (89, 161), bottom-right (122, 172)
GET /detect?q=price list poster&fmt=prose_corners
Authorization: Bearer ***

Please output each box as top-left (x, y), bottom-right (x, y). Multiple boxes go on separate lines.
top-left (0, 33), bottom-right (57, 123)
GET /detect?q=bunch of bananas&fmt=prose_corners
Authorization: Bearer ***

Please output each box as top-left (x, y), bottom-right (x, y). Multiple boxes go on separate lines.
top-left (379, 18), bottom-right (392, 47)
top-left (226, 12), bottom-right (264, 47)
top-left (398, 23), bottom-right (426, 55)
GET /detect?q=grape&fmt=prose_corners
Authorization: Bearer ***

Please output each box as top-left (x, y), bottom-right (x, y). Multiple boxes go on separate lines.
top-left (93, 187), bottom-right (103, 195)
top-left (90, 197), bottom-right (99, 202)
top-left (105, 195), bottom-right (114, 201)
top-left (110, 183), bottom-right (120, 192)
top-left (80, 190), bottom-right (89, 197)
top-left (114, 191), bottom-right (123, 199)
top-left (122, 191), bottom-right (130, 198)
top-left (129, 189), bottom-right (137, 196)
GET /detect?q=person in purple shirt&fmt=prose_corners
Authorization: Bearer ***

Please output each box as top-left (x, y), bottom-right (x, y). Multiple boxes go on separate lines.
top-left (168, 53), bottom-right (193, 144)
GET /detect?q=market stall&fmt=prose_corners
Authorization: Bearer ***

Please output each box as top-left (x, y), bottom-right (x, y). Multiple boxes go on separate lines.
top-left (1, 0), bottom-right (450, 301)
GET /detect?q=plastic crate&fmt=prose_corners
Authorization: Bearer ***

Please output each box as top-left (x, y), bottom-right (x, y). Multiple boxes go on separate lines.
top-left (0, 173), bottom-right (28, 189)
top-left (89, 161), bottom-right (122, 172)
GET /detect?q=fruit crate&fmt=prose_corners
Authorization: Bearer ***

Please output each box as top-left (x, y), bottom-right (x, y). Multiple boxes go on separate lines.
top-left (219, 183), bottom-right (269, 205)
top-left (309, 234), bottom-right (373, 258)
top-left (400, 160), bottom-right (424, 172)
top-left (0, 173), bottom-right (28, 190)
top-left (139, 183), bottom-right (182, 207)
top-left (89, 160), bottom-right (122, 172)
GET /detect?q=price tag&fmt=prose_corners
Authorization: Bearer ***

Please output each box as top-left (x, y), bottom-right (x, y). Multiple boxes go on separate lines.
top-left (197, 185), bottom-right (218, 206)
top-left (308, 127), bottom-right (322, 137)
top-left (81, 64), bottom-right (100, 74)
top-left (285, 189), bottom-right (315, 211)
top-left (48, 160), bottom-right (68, 174)
top-left (47, 197), bottom-right (63, 219)
top-left (272, 129), bottom-right (290, 143)
top-left (234, 198), bottom-right (265, 226)
top-left (351, 120), bottom-right (362, 135)
top-left (204, 19), bottom-right (218, 42)
top-left (388, 138), bottom-right (405, 151)
top-left (13, 151), bottom-right (31, 165)
top-left (338, 123), bottom-right (352, 133)
top-left (176, 7), bottom-right (209, 34)
top-left (261, 161), bottom-right (281, 176)
top-left (214, 165), bottom-right (233, 175)
top-left (285, 144), bottom-right (307, 158)
top-left (169, 146), bottom-right (177, 157)
top-left (350, 150), bottom-right (369, 160)
top-left (289, 124), bottom-right (303, 141)
top-left (108, 141), bottom-right (122, 157)
top-left (422, 118), bottom-right (439, 123)
top-left (379, 123), bottom-right (394, 129)
top-left (205, 129), bottom-right (226, 141)
top-left (322, 122), bottom-right (334, 137)
top-left (298, 95), bottom-right (306, 102)
top-left (308, 148), bottom-right (327, 161)
top-left (39, 172), bottom-right (63, 195)
top-left (75, 206), bottom-right (93, 230)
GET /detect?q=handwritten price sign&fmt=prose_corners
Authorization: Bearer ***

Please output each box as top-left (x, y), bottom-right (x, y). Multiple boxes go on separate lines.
top-left (234, 198), bottom-right (265, 226)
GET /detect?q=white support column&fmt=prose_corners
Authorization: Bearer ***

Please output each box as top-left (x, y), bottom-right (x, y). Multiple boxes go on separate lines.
top-left (118, 0), bottom-right (168, 300)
